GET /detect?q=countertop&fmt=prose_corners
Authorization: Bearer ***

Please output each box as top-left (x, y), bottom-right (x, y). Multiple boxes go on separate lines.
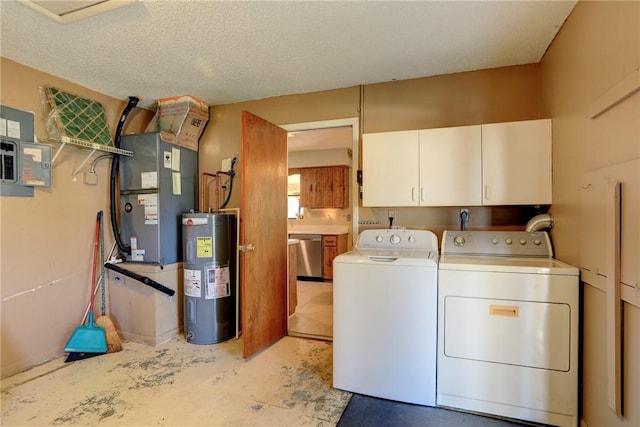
top-left (288, 224), bottom-right (351, 235)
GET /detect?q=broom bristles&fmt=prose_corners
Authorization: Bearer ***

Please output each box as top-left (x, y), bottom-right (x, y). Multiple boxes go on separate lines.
top-left (95, 315), bottom-right (123, 353)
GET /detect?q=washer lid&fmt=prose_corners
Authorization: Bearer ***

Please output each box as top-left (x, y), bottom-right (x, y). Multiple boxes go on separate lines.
top-left (439, 255), bottom-right (579, 275)
top-left (335, 249), bottom-right (439, 267)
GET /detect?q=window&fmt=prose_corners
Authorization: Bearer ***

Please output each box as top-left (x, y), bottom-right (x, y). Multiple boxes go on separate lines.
top-left (287, 173), bottom-right (300, 196)
top-left (288, 196), bottom-right (301, 219)
top-left (287, 172), bottom-right (302, 219)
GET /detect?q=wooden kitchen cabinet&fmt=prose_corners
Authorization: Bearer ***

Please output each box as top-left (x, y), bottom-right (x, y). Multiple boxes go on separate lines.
top-left (299, 166), bottom-right (348, 209)
top-left (322, 233), bottom-right (348, 280)
top-left (362, 119), bottom-right (551, 207)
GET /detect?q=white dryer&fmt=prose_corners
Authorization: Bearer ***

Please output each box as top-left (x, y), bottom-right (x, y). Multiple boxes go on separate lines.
top-left (333, 229), bottom-right (439, 406)
top-left (437, 230), bottom-right (579, 427)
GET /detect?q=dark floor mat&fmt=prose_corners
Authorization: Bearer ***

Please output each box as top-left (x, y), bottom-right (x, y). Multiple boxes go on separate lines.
top-left (337, 394), bottom-right (543, 427)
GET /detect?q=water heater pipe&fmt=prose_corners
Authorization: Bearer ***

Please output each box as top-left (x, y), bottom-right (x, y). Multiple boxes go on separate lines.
top-left (200, 170), bottom-right (235, 213)
top-left (200, 172), bottom-right (218, 212)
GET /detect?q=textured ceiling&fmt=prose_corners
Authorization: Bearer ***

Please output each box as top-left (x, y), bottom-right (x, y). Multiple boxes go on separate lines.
top-left (1, 1), bottom-right (576, 110)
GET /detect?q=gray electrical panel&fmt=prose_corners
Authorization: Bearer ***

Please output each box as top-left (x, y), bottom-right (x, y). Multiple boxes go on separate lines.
top-left (182, 213), bottom-right (237, 344)
top-left (119, 132), bottom-right (198, 264)
top-left (1, 105), bottom-right (52, 197)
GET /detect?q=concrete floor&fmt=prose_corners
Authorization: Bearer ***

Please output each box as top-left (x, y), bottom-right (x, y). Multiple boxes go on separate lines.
top-left (1, 336), bottom-right (351, 426)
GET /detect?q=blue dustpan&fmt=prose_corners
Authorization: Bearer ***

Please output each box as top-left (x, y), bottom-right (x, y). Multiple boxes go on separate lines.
top-left (64, 312), bottom-right (107, 353)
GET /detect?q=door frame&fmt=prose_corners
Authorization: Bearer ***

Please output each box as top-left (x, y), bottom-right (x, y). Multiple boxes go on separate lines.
top-left (282, 117), bottom-right (360, 247)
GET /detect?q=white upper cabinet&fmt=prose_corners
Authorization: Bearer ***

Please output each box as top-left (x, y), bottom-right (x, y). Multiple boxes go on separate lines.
top-left (362, 119), bottom-right (552, 207)
top-left (481, 119), bottom-right (552, 206)
top-left (362, 130), bottom-right (420, 206)
top-left (419, 125), bottom-right (482, 206)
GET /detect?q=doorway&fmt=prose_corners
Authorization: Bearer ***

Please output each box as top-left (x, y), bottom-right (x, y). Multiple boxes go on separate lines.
top-left (283, 118), bottom-right (360, 340)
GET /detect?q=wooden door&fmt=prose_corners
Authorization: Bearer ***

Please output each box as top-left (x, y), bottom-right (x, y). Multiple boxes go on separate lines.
top-left (240, 111), bottom-right (288, 358)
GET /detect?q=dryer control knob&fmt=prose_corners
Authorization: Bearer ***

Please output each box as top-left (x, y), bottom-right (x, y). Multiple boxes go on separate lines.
top-left (408, 236), bottom-right (416, 243)
top-left (376, 235), bottom-right (384, 243)
top-left (491, 238), bottom-right (499, 245)
top-left (534, 239), bottom-right (541, 245)
top-left (519, 238), bottom-right (527, 245)
top-left (505, 238), bottom-right (513, 245)
top-left (390, 234), bottom-right (401, 244)
top-left (453, 236), bottom-right (466, 247)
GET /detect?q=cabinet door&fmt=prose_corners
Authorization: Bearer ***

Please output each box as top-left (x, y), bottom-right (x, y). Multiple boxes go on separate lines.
top-left (299, 168), bottom-right (319, 208)
top-left (318, 166), bottom-right (348, 208)
top-left (322, 235), bottom-right (338, 280)
top-left (362, 130), bottom-right (420, 207)
top-left (482, 119), bottom-right (552, 205)
top-left (419, 125), bottom-right (482, 206)
top-left (300, 166), bottom-right (348, 209)
top-left (329, 166), bottom-right (348, 208)
top-left (322, 234), bottom-right (349, 280)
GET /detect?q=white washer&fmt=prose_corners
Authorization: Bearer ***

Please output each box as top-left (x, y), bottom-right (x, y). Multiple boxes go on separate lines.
top-left (437, 230), bottom-right (579, 427)
top-left (333, 228), bottom-right (439, 406)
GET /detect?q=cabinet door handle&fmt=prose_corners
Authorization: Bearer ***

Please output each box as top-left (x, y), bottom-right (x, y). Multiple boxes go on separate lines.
top-left (420, 187), bottom-right (425, 202)
top-left (411, 187), bottom-right (416, 201)
top-left (484, 185), bottom-right (490, 201)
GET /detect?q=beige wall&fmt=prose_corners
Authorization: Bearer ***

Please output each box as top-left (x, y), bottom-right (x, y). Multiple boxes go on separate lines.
top-left (0, 58), bottom-right (153, 376)
top-left (1, 58), bottom-right (543, 376)
top-left (540, 1), bottom-right (639, 427)
top-left (201, 87), bottom-right (361, 210)
top-left (205, 64), bottom-right (544, 239)
top-left (363, 64), bottom-right (542, 133)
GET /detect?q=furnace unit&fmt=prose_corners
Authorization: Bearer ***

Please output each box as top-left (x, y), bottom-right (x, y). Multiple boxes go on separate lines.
top-left (118, 132), bottom-right (198, 264)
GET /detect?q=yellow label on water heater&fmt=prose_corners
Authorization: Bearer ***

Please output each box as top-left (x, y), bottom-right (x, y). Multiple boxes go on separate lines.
top-left (197, 237), bottom-right (213, 258)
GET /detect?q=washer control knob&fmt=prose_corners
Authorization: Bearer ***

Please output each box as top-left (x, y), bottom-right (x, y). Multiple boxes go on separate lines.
top-left (505, 238), bottom-right (513, 245)
top-left (453, 236), bottom-right (466, 247)
top-left (519, 238), bottom-right (527, 245)
top-left (376, 235), bottom-right (383, 243)
top-left (534, 239), bottom-right (541, 245)
top-left (408, 236), bottom-right (416, 243)
top-left (390, 234), bottom-right (401, 244)
top-left (491, 238), bottom-right (499, 245)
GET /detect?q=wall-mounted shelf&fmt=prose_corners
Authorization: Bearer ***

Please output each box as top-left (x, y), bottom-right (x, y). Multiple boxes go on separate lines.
top-left (42, 86), bottom-right (133, 179)
top-left (45, 135), bottom-right (133, 179)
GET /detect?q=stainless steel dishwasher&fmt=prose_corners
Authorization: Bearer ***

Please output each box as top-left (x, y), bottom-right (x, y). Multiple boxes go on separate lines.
top-left (289, 234), bottom-right (323, 280)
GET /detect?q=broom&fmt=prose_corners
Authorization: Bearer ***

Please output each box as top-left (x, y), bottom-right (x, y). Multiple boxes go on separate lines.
top-left (64, 213), bottom-right (107, 362)
top-left (94, 211), bottom-right (123, 353)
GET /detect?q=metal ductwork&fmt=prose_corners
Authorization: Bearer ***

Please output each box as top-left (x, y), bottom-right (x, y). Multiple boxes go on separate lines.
top-left (525, 213), bottom-right (554, 232)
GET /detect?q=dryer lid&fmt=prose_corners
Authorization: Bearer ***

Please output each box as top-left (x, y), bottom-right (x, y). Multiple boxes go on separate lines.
top-left (438, 254), bottom-right (579, 275)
